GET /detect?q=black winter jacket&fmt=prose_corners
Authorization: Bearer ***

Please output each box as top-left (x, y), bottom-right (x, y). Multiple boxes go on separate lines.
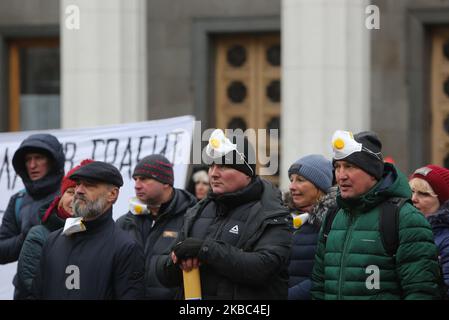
top-left (116, 188), bottom-right (196, 299)
top-left (32, 209), bottom-right (145, 300)
top-left (156, 177), bottom-right (292, 300)
top-left (0, 134), bottom-right (65, 264)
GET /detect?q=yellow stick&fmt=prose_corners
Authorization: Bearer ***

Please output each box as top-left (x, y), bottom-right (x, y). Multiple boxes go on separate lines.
top-left (183, 268), bottom-right (202, 300)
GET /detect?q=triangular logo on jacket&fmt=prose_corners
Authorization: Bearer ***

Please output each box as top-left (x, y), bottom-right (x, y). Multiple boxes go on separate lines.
top-left (229, 225), bottom-right (239, 235)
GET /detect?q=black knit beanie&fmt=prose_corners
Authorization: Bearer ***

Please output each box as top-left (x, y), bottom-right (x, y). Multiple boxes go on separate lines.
top-left (207, 132), bottom-right (256, 177)
top-left (334, 131), bottom-right (384, 180)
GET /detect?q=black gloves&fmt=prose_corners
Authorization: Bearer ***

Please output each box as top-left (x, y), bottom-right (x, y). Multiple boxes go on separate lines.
top-left (173, 237), bottom-right (204, 260)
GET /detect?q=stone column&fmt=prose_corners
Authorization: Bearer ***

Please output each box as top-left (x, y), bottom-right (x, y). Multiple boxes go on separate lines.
top-left (281, 0), bottom-right (371, 188)
top-left (61, 0), bottom-right (147, 128)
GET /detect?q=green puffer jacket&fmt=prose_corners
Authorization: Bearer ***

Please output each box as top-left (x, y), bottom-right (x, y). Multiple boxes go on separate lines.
top-left (311, 163), bottom-right (442, 300)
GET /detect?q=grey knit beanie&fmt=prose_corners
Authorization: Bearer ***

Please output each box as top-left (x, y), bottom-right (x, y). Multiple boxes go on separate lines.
top-left (288, 154), bottom-right (333, 193)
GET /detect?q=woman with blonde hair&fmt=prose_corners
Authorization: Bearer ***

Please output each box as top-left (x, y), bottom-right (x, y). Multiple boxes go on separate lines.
top-left (286, 154), bottom-right (336, 300)
top-left (192, 170), bottom-right (210, 201)
top-left (409, 164), bottom-right (449, 297)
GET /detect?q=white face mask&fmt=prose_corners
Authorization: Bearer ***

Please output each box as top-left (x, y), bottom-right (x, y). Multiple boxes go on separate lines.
top-left (331, 130), bottom-right (362, 160)
top-left (206, 129), bottom-right (237, 159)
top-left (205, 129), bottom-right (254, 176)
top-left (62, 217), bottom-right (86, 236)
top-left (292, 213), bottom-right (309, 229)
top-left (129, 197), bottom-right (150, 215)
top-left (331, 130), bottom-right (382, 161)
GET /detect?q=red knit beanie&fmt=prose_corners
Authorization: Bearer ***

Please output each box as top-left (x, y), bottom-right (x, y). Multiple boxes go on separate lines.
top-left (41, 159), bottom-right (94, 222)
top-left (410, 165), bottom-right (449, 204)
top-left (60, 159), bottom-right (94, 195)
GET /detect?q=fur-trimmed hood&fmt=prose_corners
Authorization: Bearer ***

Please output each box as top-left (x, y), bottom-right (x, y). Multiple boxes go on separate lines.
top-left (284, 186), bottom-right (338, 228)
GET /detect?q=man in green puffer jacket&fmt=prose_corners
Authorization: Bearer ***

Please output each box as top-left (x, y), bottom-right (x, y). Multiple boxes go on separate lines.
top-left (311, 130), bottom-right (442, 300)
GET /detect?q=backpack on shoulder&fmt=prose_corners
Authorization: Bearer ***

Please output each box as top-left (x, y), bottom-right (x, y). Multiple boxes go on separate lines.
top-left (322, 196), bottom-right (448, 298)
top-left (322, 197), bottom-right (410, 256)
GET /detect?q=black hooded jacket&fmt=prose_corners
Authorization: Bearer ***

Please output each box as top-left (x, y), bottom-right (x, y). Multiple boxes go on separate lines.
top-left (0, 134), bottom-right (65, 264)
top-left (156, 177), bottom-right (292, 300)
top-left (116, 188), bottom-right (196, 299)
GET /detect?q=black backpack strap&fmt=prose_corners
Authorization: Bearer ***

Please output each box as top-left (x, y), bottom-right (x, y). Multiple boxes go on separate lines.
top-left (379, 197), bottom-right (410, 256)
top-left (323, 206), bottom-right (339, 245)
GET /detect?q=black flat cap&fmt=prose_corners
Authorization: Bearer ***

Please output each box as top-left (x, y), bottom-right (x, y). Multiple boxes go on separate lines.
top-left (69, 161), bottom-right (123, 187)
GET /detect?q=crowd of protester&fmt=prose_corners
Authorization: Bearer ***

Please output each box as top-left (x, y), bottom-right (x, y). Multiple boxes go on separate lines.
top-left (0, 129), bottom-right (447, 300)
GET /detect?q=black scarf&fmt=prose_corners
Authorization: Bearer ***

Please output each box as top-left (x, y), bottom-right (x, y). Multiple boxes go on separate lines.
top-left (21, 170), bottom-right (63, 199)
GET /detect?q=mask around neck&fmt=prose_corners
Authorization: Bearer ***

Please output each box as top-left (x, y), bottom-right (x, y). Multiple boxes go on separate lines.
top-left (129, 197), bottom-right (150, 215)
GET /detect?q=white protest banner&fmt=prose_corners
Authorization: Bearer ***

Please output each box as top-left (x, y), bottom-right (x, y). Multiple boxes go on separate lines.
top-left (0, 115), bottom-right (195, 299)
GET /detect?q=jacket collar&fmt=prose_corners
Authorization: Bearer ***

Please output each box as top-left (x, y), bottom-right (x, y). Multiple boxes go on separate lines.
top-left (82, 207), bottom-right (114, 232)
top-left (208, 177), bottom-right (263, 212)
top-left (336, 164), bottom-right (408, 214)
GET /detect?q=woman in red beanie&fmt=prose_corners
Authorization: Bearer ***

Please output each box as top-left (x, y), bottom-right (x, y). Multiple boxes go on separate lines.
top-left (409, 165), bottom-right (449, 216)
top-left (409, 164), bottom-right (449, 297)
top-left (14, 159), bottom-right (93, 299)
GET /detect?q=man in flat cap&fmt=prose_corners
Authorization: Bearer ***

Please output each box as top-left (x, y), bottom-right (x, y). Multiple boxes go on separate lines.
top-left (32, 161), bottom-right (145, 300)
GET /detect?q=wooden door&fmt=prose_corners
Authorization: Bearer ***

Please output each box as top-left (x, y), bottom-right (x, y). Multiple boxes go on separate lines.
top-left (215, 34), bottom-right (281, 185)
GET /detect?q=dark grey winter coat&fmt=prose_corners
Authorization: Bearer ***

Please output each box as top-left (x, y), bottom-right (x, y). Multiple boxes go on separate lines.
top-left (116, 188), bottom-right (196, 299)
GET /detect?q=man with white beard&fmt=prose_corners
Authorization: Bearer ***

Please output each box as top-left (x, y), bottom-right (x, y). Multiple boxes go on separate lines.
top-left (31, 161), bottom-right (145, 300)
